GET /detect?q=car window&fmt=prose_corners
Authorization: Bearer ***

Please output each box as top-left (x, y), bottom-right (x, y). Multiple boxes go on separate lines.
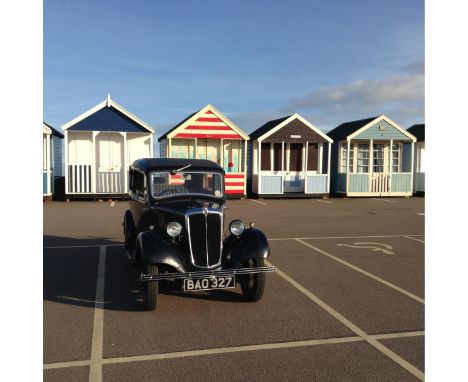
top-left (151, 172), bottom-right (223, 198)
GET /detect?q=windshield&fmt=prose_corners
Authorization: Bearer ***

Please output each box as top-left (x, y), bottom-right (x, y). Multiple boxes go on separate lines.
top-left (151, 171), bottom-right (224, 199)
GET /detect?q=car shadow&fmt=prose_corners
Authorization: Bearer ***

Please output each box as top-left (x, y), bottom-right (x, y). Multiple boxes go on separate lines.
top-left (43, 235), bottom-right (246, 312)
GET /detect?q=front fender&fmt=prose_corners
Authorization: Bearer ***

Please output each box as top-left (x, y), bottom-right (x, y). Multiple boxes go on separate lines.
top-left (223, 227), bottom-right (270, 268)
top-left (137, 231), bottom-right (187, 272)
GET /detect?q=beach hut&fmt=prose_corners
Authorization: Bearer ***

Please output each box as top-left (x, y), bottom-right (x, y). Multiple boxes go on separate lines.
top-left (407, 124), bottom-right (425, 194)
top-left (62, 95), bottom-right (154, 197)
top-left (43, 122), bottom-right (64, 198)
top-left (158, 104), bottom-right (250, 197)
top-left (248, 114), bottom-right (333, 197)
top-left (328, 115), bottom-right (417, 197)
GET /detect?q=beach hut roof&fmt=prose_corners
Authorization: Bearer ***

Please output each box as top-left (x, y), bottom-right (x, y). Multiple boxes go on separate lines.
top-left (249, 113), bottom-right (332, 143)
top-left (407, 124), bottom-right (425, 141)
top-left (43, 122), bottom-right (64, 138)
top-left (61, 95), bottom-right (154, 133)
top-left (327, 115), bottom-right (416, 142)
top-left (158, 104), bottom-right (249, 142)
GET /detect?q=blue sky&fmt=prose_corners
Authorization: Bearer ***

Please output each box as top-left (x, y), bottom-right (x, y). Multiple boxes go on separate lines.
top-left (44, 0), bottom-right (424, 141)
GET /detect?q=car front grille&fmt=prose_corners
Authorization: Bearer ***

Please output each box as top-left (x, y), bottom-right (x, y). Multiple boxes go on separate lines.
top-left (187, 210), bottom-right (222, 268)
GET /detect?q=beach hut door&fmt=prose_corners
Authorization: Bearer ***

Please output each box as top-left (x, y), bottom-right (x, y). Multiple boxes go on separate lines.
top-left (284, 143), bottom-right (305, 192)
top-left (95, 133), bottom-right (124, 194)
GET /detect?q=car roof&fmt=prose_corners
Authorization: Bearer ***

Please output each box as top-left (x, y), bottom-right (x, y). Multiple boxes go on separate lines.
top-left (132, 158), bottom-right (225, 174)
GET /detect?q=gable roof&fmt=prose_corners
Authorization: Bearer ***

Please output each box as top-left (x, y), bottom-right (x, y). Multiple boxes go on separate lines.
top-left (327, 117), bottom-right (379, 141)
top-left (158, 104), bottom-right (249, 142)
top-left (250, 114), bottom-right (333, 143)
top-left (43, 122), bottom-right (64, 138)
top-left (327, 115), bottom-right (416, 142)
top-left (249, 116), bottom-right (291, 140)
top-left (62, 95), bottom-right (154, 133)
top-left (407, 124), bottom-right (425, 141)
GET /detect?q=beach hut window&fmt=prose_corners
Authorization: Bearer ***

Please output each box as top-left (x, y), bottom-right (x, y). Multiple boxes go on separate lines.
top-left (340, 143), bottom-right (347, 173)
top-left (373, 144), bottom-right (385, 173)
top-left (171, 139), bottom-right (195, 159)
top-left (357, 144), bottom-right (369, 173)
top-left (43, 134), bottom-right (48, 171)
top-left (392, 143), bottom-right (401, 172)
top-left (196, 139), bottom-right (221, 164)
top-left (223, 140), bottom-right (241, 172)
top-left (348, 145), bottom-right (355, 173)
top-left (261, 144), bottom-right (272, 171)
top-left (307, 143), bottom-right (318, 171)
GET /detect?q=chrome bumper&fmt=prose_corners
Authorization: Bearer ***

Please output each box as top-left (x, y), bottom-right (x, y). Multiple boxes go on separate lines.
top-left (140, 265), bottom-right (275, 282)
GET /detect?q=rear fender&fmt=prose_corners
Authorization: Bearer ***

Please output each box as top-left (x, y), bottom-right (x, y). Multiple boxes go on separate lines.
top-left (137, 231), bottom-right (187, 273)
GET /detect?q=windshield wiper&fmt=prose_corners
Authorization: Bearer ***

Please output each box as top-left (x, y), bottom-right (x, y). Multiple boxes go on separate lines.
top-left (170, 164), bottom-right (192, 174)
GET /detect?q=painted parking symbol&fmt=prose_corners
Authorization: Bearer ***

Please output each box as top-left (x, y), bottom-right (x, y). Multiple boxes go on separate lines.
top-left (336, 242), bottom-right (395, 255)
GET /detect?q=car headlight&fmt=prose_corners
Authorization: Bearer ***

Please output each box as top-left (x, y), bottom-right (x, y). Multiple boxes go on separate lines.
top-left (166, 222), bottom-right (182, 237)
top-left (229, 220), bottom-right (245, 236)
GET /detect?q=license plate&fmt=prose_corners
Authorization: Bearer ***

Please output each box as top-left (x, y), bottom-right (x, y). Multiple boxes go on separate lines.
top-left (183, 276), bottom-right (236, 292)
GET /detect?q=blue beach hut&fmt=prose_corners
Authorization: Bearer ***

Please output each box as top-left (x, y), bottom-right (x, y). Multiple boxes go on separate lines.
top-left (43, 122), bottom-right (64, 198)
top-left (328, 115), bottom-right (417, 197)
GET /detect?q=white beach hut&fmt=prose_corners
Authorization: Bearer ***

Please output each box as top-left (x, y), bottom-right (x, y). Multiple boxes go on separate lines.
top-left (62, 95), bottom-right (154, 197)
top-left (407, 124), bottom-right (425, 194)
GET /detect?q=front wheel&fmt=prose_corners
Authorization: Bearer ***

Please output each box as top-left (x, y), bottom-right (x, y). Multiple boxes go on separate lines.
top-left (240, 258), bottom-right (265, 302)
top-left (144, 263), bottom-right (159, 311)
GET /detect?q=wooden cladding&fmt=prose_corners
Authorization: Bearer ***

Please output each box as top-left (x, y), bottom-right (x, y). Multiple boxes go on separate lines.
top-left (307, 143), bottom-right (318, 171)
top-left (266, 118), bottom-right (327, 143)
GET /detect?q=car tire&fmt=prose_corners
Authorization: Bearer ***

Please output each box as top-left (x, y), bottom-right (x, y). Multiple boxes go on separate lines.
top-left (144, 263), bottom-right (159, 311)
top-left (240, 258), bottom-right (265, 302)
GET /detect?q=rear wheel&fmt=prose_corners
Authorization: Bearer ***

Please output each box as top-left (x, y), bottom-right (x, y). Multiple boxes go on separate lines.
top-left (240, 258), bottom-right (265, 302)
top-left (144, 263), bottom-right (159, 311)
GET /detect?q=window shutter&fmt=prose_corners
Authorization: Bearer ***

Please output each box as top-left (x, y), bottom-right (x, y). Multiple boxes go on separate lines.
top-left (273, 143), bottom-right (282, 171)
top-left (307, 143), bottom-right (318, 171)
top-left (261, 144), bottom-right (271, 171)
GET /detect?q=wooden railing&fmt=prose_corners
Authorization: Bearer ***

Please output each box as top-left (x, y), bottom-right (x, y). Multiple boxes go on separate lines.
top-left (371, 173), bottom-right (391, 193)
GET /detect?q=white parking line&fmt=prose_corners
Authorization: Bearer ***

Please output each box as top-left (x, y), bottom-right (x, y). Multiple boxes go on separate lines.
top-left (268, 234), bottom-right (424, 241)
top-left (43, 235), bottom-right (426, 249)
top-left (250, 199), bottom-right (267, 205)
top-left (43, 330), bottom-right (424, 370)
top-left (44, 243), bottom-right (122, 249)
top-left (295, 239), bottom-right (425, 304)
top-left (266, 260), bottom-right (424, 381)
top-left (405, 236), bottom-right (425, 244)
top-left (89, 246), bottom-right (106, 382)
top-left (372, 198), bottom-right (396, 203)
top-left (315, 199), bottom-right (333, 204)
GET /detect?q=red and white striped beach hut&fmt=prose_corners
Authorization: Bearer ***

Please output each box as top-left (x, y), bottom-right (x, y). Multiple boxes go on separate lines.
top-left (158, 104), bottom-right (249, 197)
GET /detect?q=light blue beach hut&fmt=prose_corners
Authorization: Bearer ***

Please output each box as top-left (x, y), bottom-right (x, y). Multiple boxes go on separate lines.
top-left (43, 122), bottom-right (63, 198)
top-left (328, 115), bottom-right (417, 197)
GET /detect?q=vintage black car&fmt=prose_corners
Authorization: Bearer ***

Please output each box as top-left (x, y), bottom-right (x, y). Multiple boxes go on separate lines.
top-left (123, 158), bottom-right (275, 310)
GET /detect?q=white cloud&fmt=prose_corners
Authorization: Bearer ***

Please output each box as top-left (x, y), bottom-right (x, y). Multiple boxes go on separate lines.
top-left (283, 62), bottom-right (425, 129)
